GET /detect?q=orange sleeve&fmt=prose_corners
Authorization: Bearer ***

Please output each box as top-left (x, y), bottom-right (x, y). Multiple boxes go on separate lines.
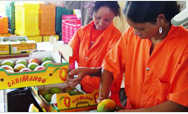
top-left (68, 28), bottom-right (81, 64)
top-left (102, 29), bottom-right (130, 81)
top-left (168, 49), bottom-right (188, 107)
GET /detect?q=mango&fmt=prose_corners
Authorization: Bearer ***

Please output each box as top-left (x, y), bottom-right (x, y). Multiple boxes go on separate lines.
top-left (16, 59), bottom-right (27, 67)
top-left (1, 60), bottom-right (14, 68)
top-left (97, 99), bottom-right (116, 112)
top-left (39, 89), bottom-right (49, 97)
top-left (49, 87), bottom-right (62, 94)
top-left (28, 62), bottom-right (39, 70)
top-left (44, 93), bottom-right (52, 102)
top-left (41, 61), bottom-right (53, 67)
top-left (42, 56), bottom-right (52, 63)
top-left (69, 90), bottom-right (83, 96)
top-left (63, 86), bottom-right (75, 93)
top-left (14, 64), bottom-right (26, 72)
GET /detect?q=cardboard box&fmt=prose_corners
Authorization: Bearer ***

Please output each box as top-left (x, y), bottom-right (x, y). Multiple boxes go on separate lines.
top-left (9, 40), bottom-right (36, 54)
top-left (0, 35), bottom-right (36, 55)
top-left (0, 42), bottom-right (9, 54)
top-left (31, 84), bottom-right (98, 112)
top-left (1, 35), bottom-right (28, 42)
top-left (0, 50), bottom-right (70, 90)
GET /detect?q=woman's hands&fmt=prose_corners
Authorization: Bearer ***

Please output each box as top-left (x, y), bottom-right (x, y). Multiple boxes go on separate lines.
top-left (66, 67), bottom-right (102, 87)
top-left (66, 67), bottom-right (90, 87)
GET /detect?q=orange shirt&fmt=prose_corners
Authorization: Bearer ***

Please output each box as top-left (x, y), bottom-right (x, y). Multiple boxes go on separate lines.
top-left (68, 21), bottom-right (122, 93)
top-left (102, 25), bottom-right (188, 109)
top-left (90, 27), bottom-right (104, 48)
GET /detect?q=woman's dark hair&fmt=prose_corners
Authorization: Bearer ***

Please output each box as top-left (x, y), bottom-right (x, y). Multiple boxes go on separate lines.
top-left (123, 1), bottom-right (180, 23)
top-left (92, 1), bottom-right (120, 17)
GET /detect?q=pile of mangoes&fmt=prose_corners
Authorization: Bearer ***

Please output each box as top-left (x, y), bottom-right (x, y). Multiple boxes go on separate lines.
top-left (39, 86), bottom-right (84, 103)
top-left (0, 56), bottom-right (54, 73)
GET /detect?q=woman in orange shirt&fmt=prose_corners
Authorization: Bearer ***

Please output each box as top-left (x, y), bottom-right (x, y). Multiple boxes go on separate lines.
top-left (67, 1), bottom-right (123, 107)
top-left (68, 1), bottom-right (188, 111)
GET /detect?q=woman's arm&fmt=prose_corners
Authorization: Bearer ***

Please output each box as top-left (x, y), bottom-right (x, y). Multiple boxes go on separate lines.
top-left (66, 67), bottom-right (102, 87)
top-left (98, 69), bottom-right (114, 101)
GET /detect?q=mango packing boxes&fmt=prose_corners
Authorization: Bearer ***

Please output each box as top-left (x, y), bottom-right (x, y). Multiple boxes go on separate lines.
top-left (9, 40), bottom-right (36, 54)
top-left (0, 42), bottom-right (9, 54)
top-left (0, 35), bottom-right (36, 54)
top-left (30, 84), bottom-right (99, 112)
top-left (0, 50), bottom-right (70, 90)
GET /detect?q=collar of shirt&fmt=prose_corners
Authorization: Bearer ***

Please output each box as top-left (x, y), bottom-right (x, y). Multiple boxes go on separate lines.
top-left (82, 20), bottom-right (115, 39)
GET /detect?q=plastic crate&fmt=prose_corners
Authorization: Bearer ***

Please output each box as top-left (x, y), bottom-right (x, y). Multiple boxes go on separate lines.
top-left (56, 32), bottom-right (62, 41)
top-left (39, 3), bottom-right (56, 36)
top-left (28, 35), bottom-right (43, 42)
top-left (14, 2), bottom-right (40, 36)
top-left (62, 19), bottom-right (81, 44)
top-left (0, 16), bottom-right (8, 34)
top-left (0, 33), bottom-right (12, 37)
top-left (55, 7), bottom-right (73, 32)
top-left (4, 2), bottom-right (15, 34)
top-left (42, 35), bottom-right (59, 42)
top-left (62, 14), bottom-right (78, 20)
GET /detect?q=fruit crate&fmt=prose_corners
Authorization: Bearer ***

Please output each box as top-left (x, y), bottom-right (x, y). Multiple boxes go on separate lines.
top-left (0, 16), bottom-right (8, 34)
top-left (39, 3), bottom-right (56, 36)
top-left (62, 19), bottom-right (81, 44)
top-left (14, 2), bottom-right (40, 36)
top-left (0, 51), bottom-right (71, 90)
top-left (9, 40), bottom-right (37, 54)
top-left (28, 35), bottom-right (43, 42)
top-left (30, 84), bottom-right (99, 112)
top-left (0, 33), bottom-right (12, 37)
top-left (55, 7), bottom-right (73, 33)
top-left (0, 42), bottom-right (10, 55)
top-left (43, 35), bottom-right (59, 42)
top-left (4, 1), bottom-right (15, 34)
top-left (2, 35), bottom-right (28, 42)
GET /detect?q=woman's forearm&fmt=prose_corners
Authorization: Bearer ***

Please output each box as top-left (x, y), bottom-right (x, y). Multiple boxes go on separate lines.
top-left (90, 67), bottom-right (102, 77)
top-left (99, 69), bottom-right (114, 100)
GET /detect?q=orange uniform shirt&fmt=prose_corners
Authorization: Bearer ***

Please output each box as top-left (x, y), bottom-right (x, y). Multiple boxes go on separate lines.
top-left (102, 25), bottom-right (188, 109)
top-left (68, 21), bottom-right (122, 94)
